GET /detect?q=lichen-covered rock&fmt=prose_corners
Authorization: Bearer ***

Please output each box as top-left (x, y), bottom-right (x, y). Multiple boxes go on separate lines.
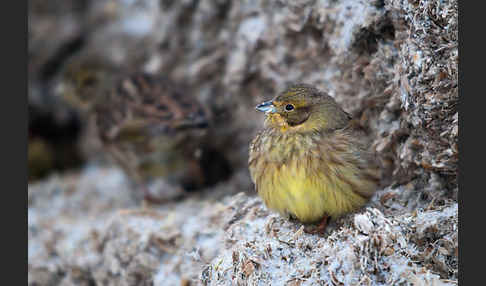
top-left (28, 167), bottom-right (246, 285)
top-left (28, 168), bottom-right (135, 285)
top-left (28, 168), bottom-right (457, 285)
top-left (384, 0), bottom-right (458, 192)
top-left (204, 194), bottom-right (457, 285)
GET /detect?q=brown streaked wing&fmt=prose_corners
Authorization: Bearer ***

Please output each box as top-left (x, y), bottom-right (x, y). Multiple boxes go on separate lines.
top-left (95, 73), bottom-right (208, 142)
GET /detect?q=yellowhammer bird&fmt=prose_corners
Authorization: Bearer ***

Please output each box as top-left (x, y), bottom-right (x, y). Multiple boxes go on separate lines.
top-left (248, 84), bottom-right (381, 233)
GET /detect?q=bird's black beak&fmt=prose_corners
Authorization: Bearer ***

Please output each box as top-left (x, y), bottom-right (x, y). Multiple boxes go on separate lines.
top-left (256, 100), bottom-right (276, 113)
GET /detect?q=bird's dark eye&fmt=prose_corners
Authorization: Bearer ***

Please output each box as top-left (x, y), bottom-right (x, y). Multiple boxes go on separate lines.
top-left (285, 104), bottom-right (295, 111)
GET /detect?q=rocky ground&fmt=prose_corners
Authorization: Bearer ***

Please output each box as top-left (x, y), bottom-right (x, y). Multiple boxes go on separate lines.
top-left (28, 165), bottom-right (457, 285)
top-left (28, 0), bottom-right (458, 285)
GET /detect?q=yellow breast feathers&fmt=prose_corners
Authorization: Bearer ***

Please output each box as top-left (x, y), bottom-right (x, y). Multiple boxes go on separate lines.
top-left (249, 129), bottom-right (379, 223)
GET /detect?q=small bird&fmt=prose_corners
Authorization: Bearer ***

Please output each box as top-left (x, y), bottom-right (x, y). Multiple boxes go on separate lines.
top-left (248, 84), bottom-right (381, 233)
top-left (56, 56), bottom-right (212, 203)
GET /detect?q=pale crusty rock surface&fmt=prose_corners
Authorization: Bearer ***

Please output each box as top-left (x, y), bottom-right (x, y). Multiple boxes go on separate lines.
top-left (206, 196), bottom-right (457, 286)
top-left (28, 0), bottom-right (458, 285)
top-left (28, 167), bottom-right (457, 286)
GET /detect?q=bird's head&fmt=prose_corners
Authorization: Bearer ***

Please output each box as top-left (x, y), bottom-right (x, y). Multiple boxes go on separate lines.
top-left (256, 83), bottom-right (351, 133)
top-left (56, 57), bottom-right (113, 112)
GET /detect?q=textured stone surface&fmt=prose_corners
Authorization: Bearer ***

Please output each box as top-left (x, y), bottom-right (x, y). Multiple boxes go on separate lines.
top-left (28, 168), bottom-right (457, 285)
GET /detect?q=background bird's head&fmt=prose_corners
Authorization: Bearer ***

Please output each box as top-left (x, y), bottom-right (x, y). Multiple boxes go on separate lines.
top-left (56, 56), bottom-right (114, 112)
top-left (256, 83), bottom-right (351, 133)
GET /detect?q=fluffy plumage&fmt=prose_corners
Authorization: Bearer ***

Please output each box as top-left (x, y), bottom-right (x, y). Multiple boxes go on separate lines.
top-left (249, 84), bottom-right (380, 224)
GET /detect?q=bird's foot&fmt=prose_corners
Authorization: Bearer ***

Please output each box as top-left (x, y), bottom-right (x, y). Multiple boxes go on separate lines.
top-left (304, 215), bottom-right (329, 235)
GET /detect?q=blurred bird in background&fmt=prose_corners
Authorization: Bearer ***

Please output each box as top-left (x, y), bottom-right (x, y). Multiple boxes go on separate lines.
top-left (56, 54), bottom-right (230, 203)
